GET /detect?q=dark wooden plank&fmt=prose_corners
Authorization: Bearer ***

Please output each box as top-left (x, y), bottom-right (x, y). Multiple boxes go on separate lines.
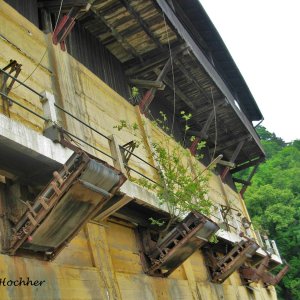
top-left (231, 157), bottom-right (264, 174)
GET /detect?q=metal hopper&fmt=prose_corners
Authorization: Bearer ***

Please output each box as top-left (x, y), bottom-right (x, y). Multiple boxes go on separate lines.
top-left (9, 151), bottom-right (126, 260)
top-left (140, 211), bottom-right (219, 277)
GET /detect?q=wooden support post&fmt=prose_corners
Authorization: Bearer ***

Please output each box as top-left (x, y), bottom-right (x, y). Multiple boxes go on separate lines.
top-left (190, 109), bottom-right (215, 155)
top-left (221, 140), bottom-right (245, 181)
top-left (139, 57), bottom-right (172, 113)
top-left (240, 163), bottom-right (260, 197)
top-left (40, 8), bottom-right (53, 33)
top-left (108, 134), bottom-right (127, 176)
top-left (274, 265), bottom-right (289, 285)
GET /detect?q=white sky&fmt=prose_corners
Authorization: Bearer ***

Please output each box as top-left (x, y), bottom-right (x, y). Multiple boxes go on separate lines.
top-left (200, 0), bottom-right (300, 142)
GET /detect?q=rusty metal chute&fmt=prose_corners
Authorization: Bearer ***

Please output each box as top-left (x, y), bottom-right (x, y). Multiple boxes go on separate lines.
top-left (240, 255), bottom-right (289, 286)
top-left (139, 211), bottom-right (219, 277)
top-left (239, 255), bottom-right (270, 284)
top-left (204, 237), bottom-right (259, 283)
top-left (261, 264), bottom-right (289, 286)
top-left (8, 151), bottom-right (126, 260)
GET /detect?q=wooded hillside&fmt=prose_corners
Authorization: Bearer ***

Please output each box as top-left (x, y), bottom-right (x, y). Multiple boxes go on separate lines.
top-left (243, 127), bottom-right (300, 299)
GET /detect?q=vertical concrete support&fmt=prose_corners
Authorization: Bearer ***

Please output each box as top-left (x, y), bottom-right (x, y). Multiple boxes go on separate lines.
top-left (0, 183), bottom-right (10, 252)
top-left (85, 223), bottom-right (122, 300)
top-left (182, 260), bottom-right (201, 300)
top-left (109, 134), bottom-right (127, 176)
top-left (40, 91), bottom-right (57, 124)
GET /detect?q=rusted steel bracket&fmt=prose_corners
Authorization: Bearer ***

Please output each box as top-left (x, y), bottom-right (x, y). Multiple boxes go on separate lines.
top-left (261, 264), bottom-right (289, 286)
top-left (139, 211), bottom-right (219, 277)
top-left (120, 140), bottom-right (137, 174)
top-left (52, 2), bottom-right (93, 51)
top-left (204, 236), bottom-right (259, 283)
top-left (0, 60), bottom-right (22, 116)
top-left (239, 255), bottom-right (270, 284)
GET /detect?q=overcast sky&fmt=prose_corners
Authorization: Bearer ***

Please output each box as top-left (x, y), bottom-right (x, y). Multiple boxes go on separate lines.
top-left (200, 0), bottom-right (300, 142)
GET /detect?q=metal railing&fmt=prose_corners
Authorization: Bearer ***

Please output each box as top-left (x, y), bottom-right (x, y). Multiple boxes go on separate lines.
top-left (0, 67), bottom-right (159, 185)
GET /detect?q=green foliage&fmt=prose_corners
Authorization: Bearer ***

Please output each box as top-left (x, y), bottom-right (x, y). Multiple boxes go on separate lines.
top-left (244, 128), bottom-right (300, 300)
top-left (131, 86), bottom-right (139, 97)
top-left (115, 111), bottom-right (212, 233)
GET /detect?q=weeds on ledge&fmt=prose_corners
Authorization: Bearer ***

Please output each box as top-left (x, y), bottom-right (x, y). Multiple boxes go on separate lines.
top-left (114, 111), bottom-right (213, 238)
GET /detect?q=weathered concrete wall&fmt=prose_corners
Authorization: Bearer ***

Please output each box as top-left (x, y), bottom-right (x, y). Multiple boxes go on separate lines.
top-left (0, 2), bottom-right (278, 300)
top-left (0, 220), bottom-right (277, 300)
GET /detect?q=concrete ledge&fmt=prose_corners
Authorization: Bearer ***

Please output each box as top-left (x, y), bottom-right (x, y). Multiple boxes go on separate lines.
top-left (0, 114), bottom-right (72, 165)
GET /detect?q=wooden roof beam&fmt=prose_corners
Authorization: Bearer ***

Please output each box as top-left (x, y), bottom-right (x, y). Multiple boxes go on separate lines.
top-left (125, 43), bottom-right (186, 76)
top-left (119, 0), bottom-right (163, 49)
top-left (154, 69), bottom-right (196, 111)
top-left (38, 0), bottom-right (88, 8)
top-left (129, 79), bottom-right (165, 90)
top-left (221, 140), bottom-right (245, 180)
top-left (231, 157), bottom-right (264, 174)
top-left (174, 58), bottom-right (211, 104)
top-left (139, 58), bottom-right (172, 112)
top-left (156, 0), bottom-right (265, 156)
top-left (210, 134), bottom-right (251, 154)
top-left (90, 7), bottom-right (144, 63)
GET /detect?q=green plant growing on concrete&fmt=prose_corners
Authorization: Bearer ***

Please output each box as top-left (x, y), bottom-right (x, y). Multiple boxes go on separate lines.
top-left (114, 111), bottom-right (213, 236)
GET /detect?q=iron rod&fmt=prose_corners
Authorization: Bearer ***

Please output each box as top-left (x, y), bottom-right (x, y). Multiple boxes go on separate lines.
top-left (54, 103), bottom-right (111, 141)
top-left (0, 68), bottom-right (44, 98)
top-left (119, 145), bottom-right (158, 171)
top-left (0, 92), bottom-right (48, 121)
top-left (61, 129), bottom-right (115, 160)
top-left (124, 164), bottom-right (160, 186)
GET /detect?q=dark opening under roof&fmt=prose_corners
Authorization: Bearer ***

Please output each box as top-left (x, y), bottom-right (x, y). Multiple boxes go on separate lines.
top-left (174, 0), bottom-right (263, 122)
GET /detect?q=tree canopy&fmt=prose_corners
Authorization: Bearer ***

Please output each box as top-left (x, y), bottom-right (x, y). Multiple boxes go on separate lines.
top-left (242, 126), bottom-right (300, 300)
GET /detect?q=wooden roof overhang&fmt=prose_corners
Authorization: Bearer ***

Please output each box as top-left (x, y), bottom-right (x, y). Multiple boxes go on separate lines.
top-left (39, 0), bottom-right (265, 166)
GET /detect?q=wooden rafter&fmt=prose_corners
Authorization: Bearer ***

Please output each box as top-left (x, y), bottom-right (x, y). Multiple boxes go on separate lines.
top-left (90, 7), bottom-right (144, 62)
top-left (125, 43), bottom-right (186, 76)
top-left (210, 134), bottom-right (251, 154)
top-left (154, 69), bottom-right (196, 110)
top-left (119, 0), bottom-right (162, 49)
top-left (174, 58), bottom-right (211, 103)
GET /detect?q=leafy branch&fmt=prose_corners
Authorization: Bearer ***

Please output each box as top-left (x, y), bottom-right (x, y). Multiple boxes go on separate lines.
top-left (114, 111), bottom-right (213, 238)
